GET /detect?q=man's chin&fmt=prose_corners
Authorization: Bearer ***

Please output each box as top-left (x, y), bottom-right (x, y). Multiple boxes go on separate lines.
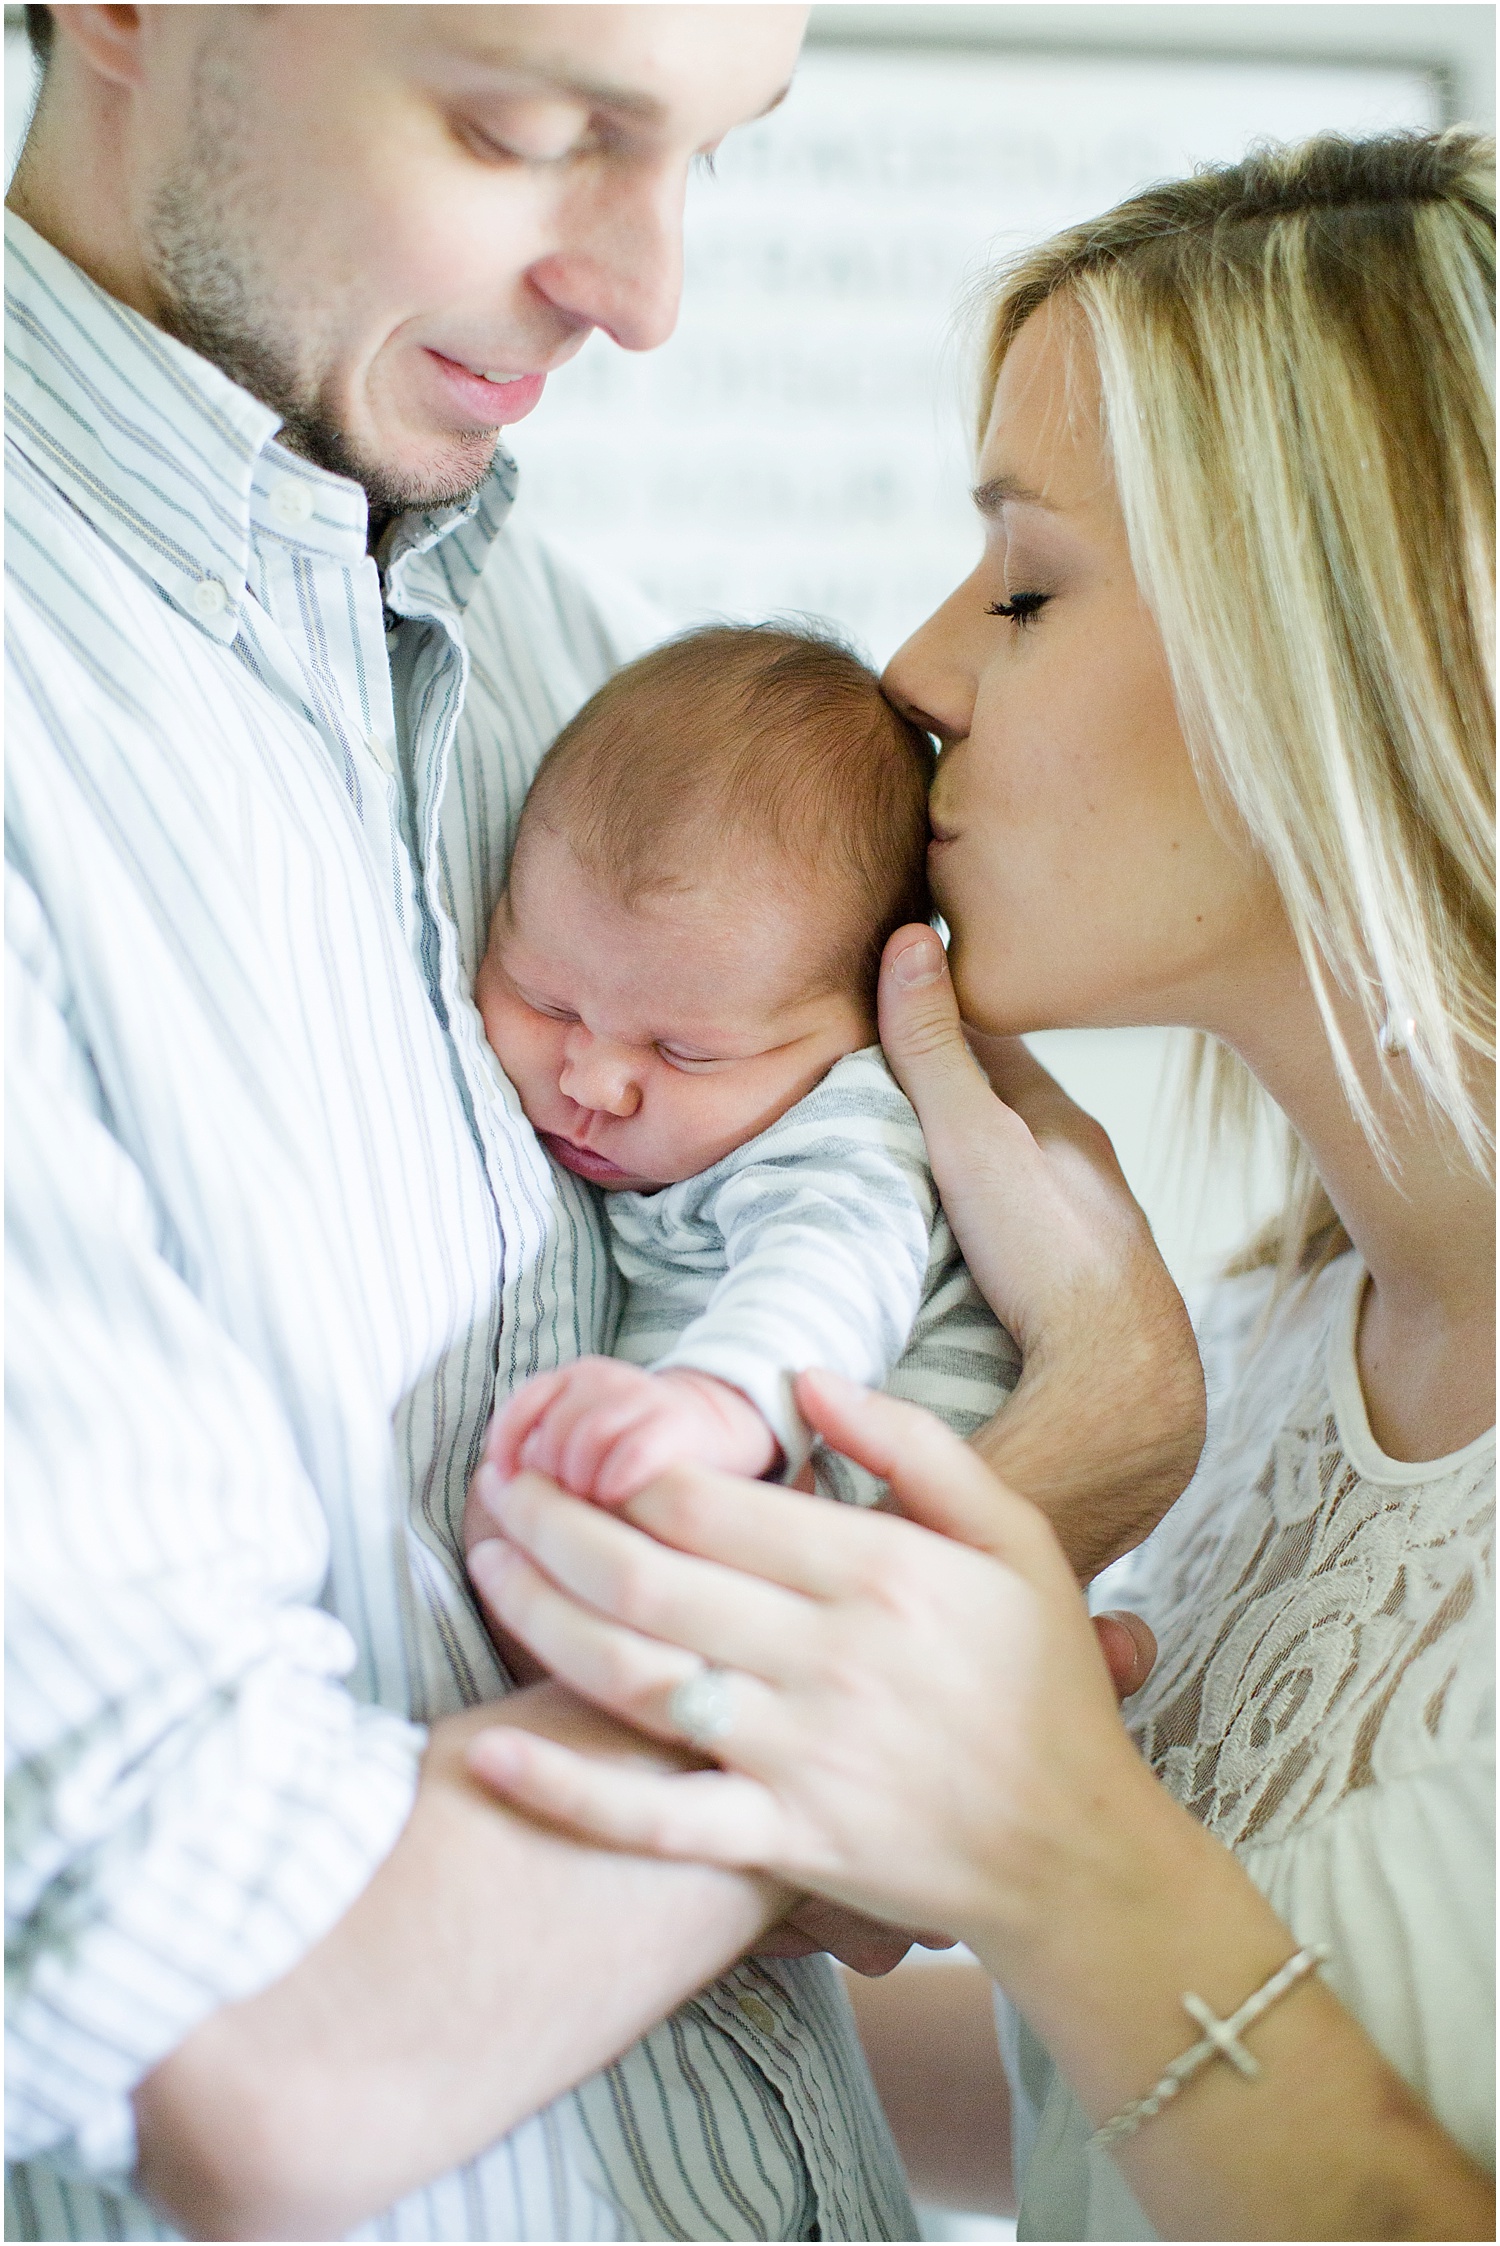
top-left (371, 430), bottom-right (504, 514)
top-left (279, 408), bottom-right (501, 522)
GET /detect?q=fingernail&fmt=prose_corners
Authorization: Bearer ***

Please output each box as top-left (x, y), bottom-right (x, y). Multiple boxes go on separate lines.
top-left (467, 1536), bottom-right (510, 1591)
top-left (467, 1729), bottom-right (522, 1782)
top-left (475, 1462), bottom-right (507, 1518)
top-left (799, 1365), bottom-right (856, 1396)
top-left (888, 931), bottom-right (944, 987)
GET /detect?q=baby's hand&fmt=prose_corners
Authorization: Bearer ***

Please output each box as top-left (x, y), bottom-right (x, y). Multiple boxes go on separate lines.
top-left (487, 1358), bottom-right (780, 1505)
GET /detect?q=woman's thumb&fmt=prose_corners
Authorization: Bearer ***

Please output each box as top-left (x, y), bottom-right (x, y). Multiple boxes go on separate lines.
top-left (878, 926), bottom-right (963, 1068)
top-left (878, 926), bottom-right (1014, 1151)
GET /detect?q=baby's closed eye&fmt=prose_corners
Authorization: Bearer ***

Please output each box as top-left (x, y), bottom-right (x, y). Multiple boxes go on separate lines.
top-left (655, 1044), bottom-right (736, 1073)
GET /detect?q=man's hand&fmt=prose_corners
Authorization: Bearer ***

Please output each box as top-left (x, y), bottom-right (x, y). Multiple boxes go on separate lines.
top-left (486, 1358), bottom-right (779, 1506)
top-left (134, 1683), bottom-right (790, 2242)
top-left (757, 1897), bottom-right (955, 1976)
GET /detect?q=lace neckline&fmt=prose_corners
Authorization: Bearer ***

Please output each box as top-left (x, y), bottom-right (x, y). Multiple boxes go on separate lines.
top-left (1122, 1255), bottom-right (1493, 1850)
top-left (1328, 1258), bottom-right (1496, 1488)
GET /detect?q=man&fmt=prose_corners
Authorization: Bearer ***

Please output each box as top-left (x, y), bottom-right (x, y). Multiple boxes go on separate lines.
top-left (6, 7), bottom-right (924, 2237)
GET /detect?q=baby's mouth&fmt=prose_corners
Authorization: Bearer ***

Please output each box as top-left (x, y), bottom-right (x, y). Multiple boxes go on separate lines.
top-left (539, 1132), bottom-right (637, 1185)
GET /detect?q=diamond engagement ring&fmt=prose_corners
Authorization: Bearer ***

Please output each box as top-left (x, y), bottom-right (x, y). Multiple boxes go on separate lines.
top-left (667, 1664), bottom-right (736, 1747)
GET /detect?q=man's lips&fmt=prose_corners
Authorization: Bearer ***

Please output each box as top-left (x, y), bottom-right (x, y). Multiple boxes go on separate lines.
top-left (539, 1132), bottom-right (638, 1186)
top-left (422, 350), bottom-right (547, 427)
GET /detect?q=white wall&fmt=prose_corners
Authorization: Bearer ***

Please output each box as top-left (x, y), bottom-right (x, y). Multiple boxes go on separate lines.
top-left (506, 40), bottom-right (1441, 667)
top-left (805, 5), bottom-right (1494, 130)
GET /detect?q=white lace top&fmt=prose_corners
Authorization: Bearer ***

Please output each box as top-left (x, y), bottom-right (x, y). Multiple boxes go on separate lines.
top-left (998, 1253), bottom-right (1495, 2241)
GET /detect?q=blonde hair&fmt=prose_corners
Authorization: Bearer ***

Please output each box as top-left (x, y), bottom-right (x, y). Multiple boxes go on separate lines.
top-left (979, 129), bottom-right (1495, 1282)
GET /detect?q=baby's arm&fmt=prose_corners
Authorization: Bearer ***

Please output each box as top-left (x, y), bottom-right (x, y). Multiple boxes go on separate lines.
top-left (484, 1062), bottom-right (937, 1515)
top-left (487, 1356), bottom-right (778, 1505)
top-left (626, 1064), bottom-right (937, 1482)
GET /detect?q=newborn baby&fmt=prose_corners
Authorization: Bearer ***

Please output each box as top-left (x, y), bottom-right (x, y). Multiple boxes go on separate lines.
top-left (475, 622), bottom-right (1019, 1507)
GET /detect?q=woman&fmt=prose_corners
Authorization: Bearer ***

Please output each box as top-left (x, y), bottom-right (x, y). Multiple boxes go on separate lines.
top-left (463, 130), bottom-right (1494, 2238)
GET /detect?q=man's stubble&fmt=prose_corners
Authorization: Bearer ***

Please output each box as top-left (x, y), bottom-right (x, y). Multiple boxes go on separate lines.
top-left (144, 32), bottom-right (497, 524)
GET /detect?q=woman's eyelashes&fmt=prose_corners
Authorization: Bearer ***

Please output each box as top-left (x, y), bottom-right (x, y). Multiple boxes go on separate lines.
top-left (986, 591), bottom-right (1052, 628)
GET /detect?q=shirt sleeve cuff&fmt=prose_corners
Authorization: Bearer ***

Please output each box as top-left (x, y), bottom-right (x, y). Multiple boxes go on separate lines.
top-left (7, 1649), bottom-right (424, 2187)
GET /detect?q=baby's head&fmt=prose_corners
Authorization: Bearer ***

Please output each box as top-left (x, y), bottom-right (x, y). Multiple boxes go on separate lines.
top-left (477, 623), bottom-right (935, 1191)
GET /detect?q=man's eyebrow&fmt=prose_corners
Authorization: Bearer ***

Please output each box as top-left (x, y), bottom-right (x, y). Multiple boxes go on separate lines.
top-left (456, 53), bottom-right (794, 130)
top-left (459, 50), bottom-right (671, 122)
top-left (971, 474), bottom-right (1053, 517)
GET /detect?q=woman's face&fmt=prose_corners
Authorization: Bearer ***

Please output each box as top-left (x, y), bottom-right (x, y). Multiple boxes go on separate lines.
top-left (884, 297), bottom-right (1288, 1037)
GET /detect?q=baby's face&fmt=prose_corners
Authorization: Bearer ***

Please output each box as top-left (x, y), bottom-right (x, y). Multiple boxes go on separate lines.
top-left (477, 827), bottom-right (873, 1191)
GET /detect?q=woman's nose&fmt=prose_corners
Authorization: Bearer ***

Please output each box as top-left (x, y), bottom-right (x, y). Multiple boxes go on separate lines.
top-left (558, 1030), bottom-right (643, 1118)
top-left (882, 585), bottom-right (981, 746)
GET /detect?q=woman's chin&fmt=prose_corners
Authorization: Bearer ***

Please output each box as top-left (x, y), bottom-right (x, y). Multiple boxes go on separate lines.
top-left (946, 934), bottom-right (1025, 1036)
top-left (948, 941), bottom-right (1079, 1040)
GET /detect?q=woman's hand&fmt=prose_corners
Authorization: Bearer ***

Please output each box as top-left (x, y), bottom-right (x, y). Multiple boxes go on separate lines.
top-left (465, 1370), bottom-right (1152, 1958)
top-left (463, 1384), bottom-right (1495, 2241)
top-left (878, 925), bottom-right (1206, 1577)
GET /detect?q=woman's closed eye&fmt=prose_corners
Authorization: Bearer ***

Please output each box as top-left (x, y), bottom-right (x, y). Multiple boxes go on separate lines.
top-left (986, 591), bottom-right (1052, 628)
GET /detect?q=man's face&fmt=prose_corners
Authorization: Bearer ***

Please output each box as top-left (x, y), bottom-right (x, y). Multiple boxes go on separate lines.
top-left (116, 5), bottom-right (804, 513)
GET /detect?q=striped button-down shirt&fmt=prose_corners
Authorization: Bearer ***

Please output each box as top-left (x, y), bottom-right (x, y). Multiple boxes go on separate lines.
top-left (5, 211), bottom-right (913, 2244)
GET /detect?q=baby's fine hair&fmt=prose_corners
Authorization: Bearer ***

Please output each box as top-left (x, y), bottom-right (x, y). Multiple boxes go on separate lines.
top-left (518, 622), bottom-right (937, 995)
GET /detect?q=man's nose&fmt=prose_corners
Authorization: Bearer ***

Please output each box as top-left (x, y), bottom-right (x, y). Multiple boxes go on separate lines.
top-left (558, 1029), bottom-right (644, 1118)
top-left (528, 163), bottom-right (686, 355)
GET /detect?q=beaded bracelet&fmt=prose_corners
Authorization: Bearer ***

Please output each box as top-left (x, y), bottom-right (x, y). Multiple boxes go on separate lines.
top-left (1090, 1944), bottom-right (1330, 2151)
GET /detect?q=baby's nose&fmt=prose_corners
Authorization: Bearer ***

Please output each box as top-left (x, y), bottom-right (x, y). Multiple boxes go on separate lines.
top-left (559, 1031), bottom-right (642, 1118)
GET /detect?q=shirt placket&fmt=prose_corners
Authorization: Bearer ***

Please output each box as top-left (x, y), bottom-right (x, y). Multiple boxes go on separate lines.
top-left (381, 588), bottom-right (471, 1028)
top-left (238, 485), bottom-right (421, 969)
top-left (382, 539), bottom-right (520, 1125)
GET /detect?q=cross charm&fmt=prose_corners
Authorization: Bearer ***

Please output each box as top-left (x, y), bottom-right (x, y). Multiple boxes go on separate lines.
top-left (1089, 1947), bottom-right (1328, 2151)
top-left (1182, 1990), bottom-right (1264, 2078)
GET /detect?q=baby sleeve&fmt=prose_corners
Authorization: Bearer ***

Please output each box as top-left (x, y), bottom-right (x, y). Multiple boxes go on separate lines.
top-left (618, 1052), bottom-right (937, 1475)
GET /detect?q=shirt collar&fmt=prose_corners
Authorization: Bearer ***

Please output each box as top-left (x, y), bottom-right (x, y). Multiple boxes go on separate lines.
top-left (5, 211), bottom-right (515, 641)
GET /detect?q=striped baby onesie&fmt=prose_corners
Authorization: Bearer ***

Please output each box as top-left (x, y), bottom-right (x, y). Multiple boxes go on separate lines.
top-left (608, 1046), bottom-right (1020, 1504)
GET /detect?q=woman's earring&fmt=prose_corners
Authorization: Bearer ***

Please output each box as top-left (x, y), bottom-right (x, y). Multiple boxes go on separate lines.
top-left (1379, 1010), bottom-right (1416, 1057)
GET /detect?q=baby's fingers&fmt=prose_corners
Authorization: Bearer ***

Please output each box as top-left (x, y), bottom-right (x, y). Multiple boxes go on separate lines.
top-left (486, 1370), bottom-right (570, 1483)
top-left (592, 1416), bottom-right (700, 1506)
top-left (466, 1729), bottom-right (783, 1867)
top-left (548, 1395), bottom-right (663, 1501)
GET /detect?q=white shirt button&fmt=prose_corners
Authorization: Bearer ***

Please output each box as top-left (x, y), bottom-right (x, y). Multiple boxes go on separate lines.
top-left (269, 476), bottom-right (314, 527)
top-left (191, 576), bottom-right (229, 618)
top-left (367, 731), bottom-right (398, 778)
